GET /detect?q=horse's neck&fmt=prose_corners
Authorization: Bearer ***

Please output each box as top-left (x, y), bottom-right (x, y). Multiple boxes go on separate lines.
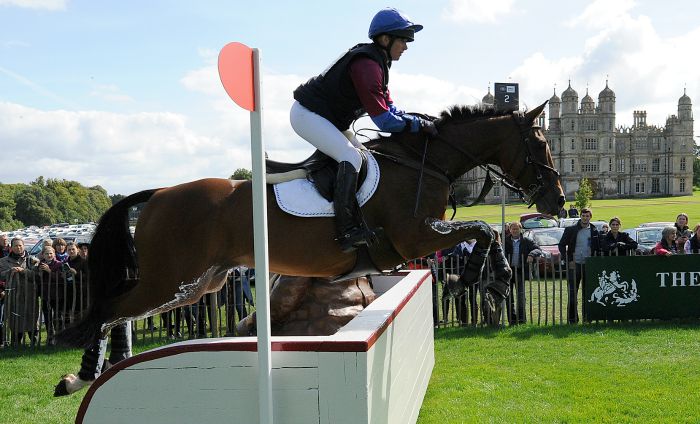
top-left (447, 118), bottom-right (508, 177)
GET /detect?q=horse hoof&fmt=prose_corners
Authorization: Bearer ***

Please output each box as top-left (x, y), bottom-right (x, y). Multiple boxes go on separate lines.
top-left (53, 379), bottom-right (70, 397)
top-left (53, 374), bottom-right (92, 397)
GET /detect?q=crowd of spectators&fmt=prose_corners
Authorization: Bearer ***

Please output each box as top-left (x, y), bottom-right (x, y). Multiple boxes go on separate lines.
top-left (423, 209), bottom-right (698, 327)
top-left (2, 209), bottom-right (699, 346)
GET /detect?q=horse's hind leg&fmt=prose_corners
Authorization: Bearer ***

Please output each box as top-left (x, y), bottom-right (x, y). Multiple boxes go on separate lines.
top-left (53, 322), bottom-right (132, 397)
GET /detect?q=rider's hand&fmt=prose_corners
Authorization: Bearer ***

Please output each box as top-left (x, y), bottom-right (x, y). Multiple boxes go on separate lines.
top-left (420, 119), bottom-right (438, 137)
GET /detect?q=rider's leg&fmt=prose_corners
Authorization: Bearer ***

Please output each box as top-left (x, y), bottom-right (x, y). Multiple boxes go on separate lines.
top-left (290, 102), bottom-right (372, 252)
top-left (290, 101), bottom-right (362, 170)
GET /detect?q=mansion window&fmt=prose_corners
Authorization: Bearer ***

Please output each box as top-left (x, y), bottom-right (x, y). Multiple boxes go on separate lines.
top-left (633, 159), bottom-right (647, 173)
top-left (617, 159), bottom-right (625, 173)
top-left (493, 184), bottom-right (500, 197)
top-left (570, 120), bottom-right (575, 131)
top-left (582, 158), bottom-right (598, 172)
top-left (652, 158), bottom-right (660, 172)
top-left (609, 158), bottom-right (613, 172)
top-left (652, 138), bottom-right (661, 150)
top-left (635, 181), bottom-right (645, 194)
top-left (634, 139), bottom-right (647, 150)
top-left (617, 180), bottom-right (624, 195)
top-left (680, 157), bottom-right (687, 171)
top-left (584, 120), bottom-right (596, 131)
top-left (571, 138), bottom-right (575, 150)
top-left (583, 138), bottom-right (598, 150)
top-left (680, 178), bottom-right (686, 192)
top-left (608, 138), bottom-right (612, 149)
top-left (651, 178), bottom-right (660, 193)
top-left (570, 159), bottom-right (575, 172)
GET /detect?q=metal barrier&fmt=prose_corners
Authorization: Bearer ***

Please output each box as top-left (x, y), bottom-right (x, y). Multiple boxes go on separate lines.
top-left (0, 267), bottom-right (255, 349)
top-left (409, 248), bottom-right (700, 328)
top-left (2, 250), bottom-right (698, 348)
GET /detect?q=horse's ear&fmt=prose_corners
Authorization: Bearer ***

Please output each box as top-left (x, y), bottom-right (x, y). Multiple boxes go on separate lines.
top-left (524, 101), bottom-right (548, 124)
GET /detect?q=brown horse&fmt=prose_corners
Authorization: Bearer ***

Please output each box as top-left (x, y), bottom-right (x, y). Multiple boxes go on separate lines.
top-left (57, 102), bottom-right (564, 348)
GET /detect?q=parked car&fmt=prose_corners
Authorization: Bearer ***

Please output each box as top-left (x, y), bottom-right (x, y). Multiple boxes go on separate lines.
top-left (558, 218), bottom-right (607, 233)
top-left (520, 213), bottom-right (558, 229)
top-left (558, 218), bottom-right (579, 228)
top-left (523, 227), bottom-right (565, 275)
top-left (637, 222), bottom-right (674, 228)
top-left (626, 227), bottom-right (665, 255)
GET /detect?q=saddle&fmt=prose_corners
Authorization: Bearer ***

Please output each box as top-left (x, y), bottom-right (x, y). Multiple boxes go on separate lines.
top-left (266, 149), bottom-right (369, 202)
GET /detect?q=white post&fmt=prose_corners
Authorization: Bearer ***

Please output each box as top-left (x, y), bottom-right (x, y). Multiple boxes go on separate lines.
top-left (250, 48), bottom-right (273, 424)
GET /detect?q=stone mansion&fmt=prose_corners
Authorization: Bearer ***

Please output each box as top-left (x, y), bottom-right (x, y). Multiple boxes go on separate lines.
top-left (459, 82), bottom-right (695, 203)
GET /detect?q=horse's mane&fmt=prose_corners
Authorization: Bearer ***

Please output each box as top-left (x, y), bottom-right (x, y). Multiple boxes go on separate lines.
top-left (365, 104), bottom-right (511, 149)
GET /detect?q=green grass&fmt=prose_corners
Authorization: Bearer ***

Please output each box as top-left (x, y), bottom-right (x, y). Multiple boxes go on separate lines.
top-left (418, 322), bottom-right (700, 423)
top-left (453, 190), bottom-right (699, 229)
top-left (3, 323), bottom-right (700, 423)
top-left (0, 341), bottom-right (165, 424)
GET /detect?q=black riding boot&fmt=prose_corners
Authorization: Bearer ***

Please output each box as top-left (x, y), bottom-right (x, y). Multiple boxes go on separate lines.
top-left (334, 161), bottom-right (373, 253)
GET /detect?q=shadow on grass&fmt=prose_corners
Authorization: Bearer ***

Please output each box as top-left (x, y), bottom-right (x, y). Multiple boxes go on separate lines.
top-left (435, 318), bottom-right (700, 341)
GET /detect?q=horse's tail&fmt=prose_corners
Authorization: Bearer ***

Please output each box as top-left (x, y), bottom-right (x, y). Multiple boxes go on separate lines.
top-left (56, 189), bottom-right (158, 349)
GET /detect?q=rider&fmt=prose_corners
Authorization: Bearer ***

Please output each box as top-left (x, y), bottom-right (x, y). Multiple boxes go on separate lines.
top-left (291, 7), bottom-right (438, 253)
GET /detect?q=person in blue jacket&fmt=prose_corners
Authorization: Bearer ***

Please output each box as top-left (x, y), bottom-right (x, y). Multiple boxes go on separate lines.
top-left (291, 7), bottom-right (437, 253)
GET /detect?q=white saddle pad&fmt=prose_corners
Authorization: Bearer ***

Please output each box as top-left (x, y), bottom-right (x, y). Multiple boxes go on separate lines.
top-left (273, 152), bottom-right (380, 217)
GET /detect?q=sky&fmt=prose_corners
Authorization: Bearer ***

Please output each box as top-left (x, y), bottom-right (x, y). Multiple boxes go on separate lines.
top-left (1, 0), bottom-right (699, 195)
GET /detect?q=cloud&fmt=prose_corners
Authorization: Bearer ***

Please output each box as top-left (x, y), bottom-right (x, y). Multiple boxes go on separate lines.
top-left (510, 3), bottom-right (700, 128)
top-left (442, 0), bottom-right (515, 23)
top-left (0, 0), bottom-right (66, 10)
top-left (0, 101), bottom-right (238, 195)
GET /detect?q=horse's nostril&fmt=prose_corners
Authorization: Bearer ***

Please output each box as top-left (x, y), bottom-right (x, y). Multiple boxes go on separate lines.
top-left (558, 195), bottom-right (566, 208)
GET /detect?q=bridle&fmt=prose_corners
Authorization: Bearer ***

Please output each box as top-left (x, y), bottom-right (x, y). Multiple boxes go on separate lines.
top-left (427, 112), bottom-right (560, 208)
top-left (357, 109), bottom-right (560, 214)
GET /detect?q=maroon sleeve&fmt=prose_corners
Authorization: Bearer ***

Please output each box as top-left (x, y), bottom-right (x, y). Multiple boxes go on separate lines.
top-left (349, 57), bottom-right (390, 117)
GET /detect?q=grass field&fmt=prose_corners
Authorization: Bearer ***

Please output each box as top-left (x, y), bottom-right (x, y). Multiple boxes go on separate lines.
top-left (0, 191), bottom-right (698, 423)
top-left (418, 322), bottom-right (700, 423)
top-left (2, 323), bottom-right (700, 423)
top-left (453, 188), bottom-right (700, 229)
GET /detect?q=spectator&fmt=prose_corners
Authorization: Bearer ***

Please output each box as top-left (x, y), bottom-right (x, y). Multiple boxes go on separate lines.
top-left (225, 266), bottom-right (255, 335)
top-left (558, 208), bottom-right (599, 324)
top-left (601, 217), bottom-right (637, 256)
top-left (676, 229), bottom-right (692, 254)
top-left (654, 226), bottom-right (678, 256)
top-left (558, 206), bottom-right (568, 219)
top-left (504, 222), bottom-right (542, 325)
top-left (52, 238), bottom-right (68, 263)
top-left (0, 238), bottom-right (40, 346)
top-left (674, 213), bottom-right (690, 238)
top-left (0, 234), bottom-right (9, 258)
top-left (65, 242), bottom-right (88, 320)
top-left (568, 204), bottom-right (579, 218)
top-left (689, 224), bottom-right (700, 254)
top-left (0, 233), bottom-right (7, 346)
top-left (78, 242), bottom-right (89, 260)
top-left (37, 245), bottom-right (63, 345)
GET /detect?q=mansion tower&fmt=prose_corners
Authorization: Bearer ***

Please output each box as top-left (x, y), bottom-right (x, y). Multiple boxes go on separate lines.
top-left (461, 82), bottom-right (695, 204)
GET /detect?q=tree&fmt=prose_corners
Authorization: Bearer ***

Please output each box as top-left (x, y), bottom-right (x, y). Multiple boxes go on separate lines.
top-left (230, 168), bottom-right (252, 180)
top-left (574, 178), bottom-right (593, 211)
top-left (110, 194), bottom-right (126, 205)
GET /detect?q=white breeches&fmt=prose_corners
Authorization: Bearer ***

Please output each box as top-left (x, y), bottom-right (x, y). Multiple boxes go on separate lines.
top-left (290, 101), bottom-right (363, 171)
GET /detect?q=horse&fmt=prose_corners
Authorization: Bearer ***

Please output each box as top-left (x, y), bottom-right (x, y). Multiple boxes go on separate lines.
top-left (56, 101), bottom-right (564, 350)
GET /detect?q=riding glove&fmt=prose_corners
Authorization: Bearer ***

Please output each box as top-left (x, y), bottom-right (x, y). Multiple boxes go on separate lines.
top-left (420, 118), bottom-right (438, 137)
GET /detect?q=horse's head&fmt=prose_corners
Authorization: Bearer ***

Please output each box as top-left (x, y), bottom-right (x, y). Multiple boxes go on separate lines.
top-left (497, 102), bottom-right (565, 215)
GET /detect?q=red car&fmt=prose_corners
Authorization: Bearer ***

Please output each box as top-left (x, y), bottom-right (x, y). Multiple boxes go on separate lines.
top-left (522, 227), bottom-right (565, 276)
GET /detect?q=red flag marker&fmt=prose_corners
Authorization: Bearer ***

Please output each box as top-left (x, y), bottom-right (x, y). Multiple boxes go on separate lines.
top-left (218, 42), bottom-right (255, 111)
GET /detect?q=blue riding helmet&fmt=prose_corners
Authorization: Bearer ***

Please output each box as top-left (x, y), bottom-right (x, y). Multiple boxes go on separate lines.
top-left (368, 7), bottom-right (423, 42)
